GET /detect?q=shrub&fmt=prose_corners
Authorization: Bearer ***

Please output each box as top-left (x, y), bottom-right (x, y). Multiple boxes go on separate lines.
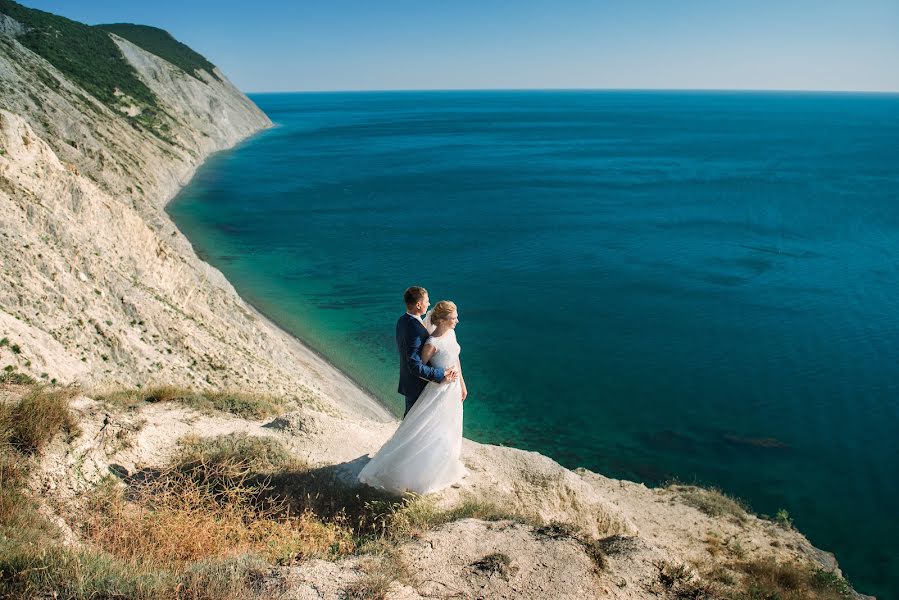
top-left (0, 385), bottom-right (78, 455)
top-left (774, 508), bottom-right (794, 529)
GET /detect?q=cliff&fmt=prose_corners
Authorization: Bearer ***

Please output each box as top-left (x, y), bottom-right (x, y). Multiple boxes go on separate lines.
top-left (0, 2), bottom-right (870, 599)
top-left (0, 1), bottom-right (384, 420)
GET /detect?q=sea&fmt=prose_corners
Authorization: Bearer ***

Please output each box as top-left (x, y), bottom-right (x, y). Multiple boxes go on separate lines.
top-left (167, 90), bottom-right (899, 597)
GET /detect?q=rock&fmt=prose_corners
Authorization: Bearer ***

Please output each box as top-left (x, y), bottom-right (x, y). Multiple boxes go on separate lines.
top-left (0, 13), bottom-right (25, 37)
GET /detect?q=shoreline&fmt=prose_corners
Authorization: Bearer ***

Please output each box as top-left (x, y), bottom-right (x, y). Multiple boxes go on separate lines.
top-left (161, 122), bottom-right (396, 424)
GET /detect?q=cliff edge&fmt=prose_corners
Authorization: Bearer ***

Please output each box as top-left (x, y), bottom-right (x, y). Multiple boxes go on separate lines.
top-left (0, 2), bottom-right (871, 598)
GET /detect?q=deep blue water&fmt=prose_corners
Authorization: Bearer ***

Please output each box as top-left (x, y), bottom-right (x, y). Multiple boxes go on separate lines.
top-left (168, 91), bottom-right (899, 597)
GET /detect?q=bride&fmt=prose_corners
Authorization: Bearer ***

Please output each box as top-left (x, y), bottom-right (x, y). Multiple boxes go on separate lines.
top-left (358, 300), bottom-right (468, 495)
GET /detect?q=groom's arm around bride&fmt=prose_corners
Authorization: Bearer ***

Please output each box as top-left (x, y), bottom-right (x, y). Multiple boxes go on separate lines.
top-left (397, 286), bottom-right (458, 416)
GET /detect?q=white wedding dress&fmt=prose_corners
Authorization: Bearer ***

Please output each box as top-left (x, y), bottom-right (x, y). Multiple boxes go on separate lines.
top-left (358, 326), bottom-right (467, 495)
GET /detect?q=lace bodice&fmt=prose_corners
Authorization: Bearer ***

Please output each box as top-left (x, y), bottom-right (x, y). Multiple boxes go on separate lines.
top-left (425, 330), bottom-right (461, 370)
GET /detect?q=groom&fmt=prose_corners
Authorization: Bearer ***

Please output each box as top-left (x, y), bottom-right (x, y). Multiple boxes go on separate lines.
top-left (397, 286), bottom-right (458, 417)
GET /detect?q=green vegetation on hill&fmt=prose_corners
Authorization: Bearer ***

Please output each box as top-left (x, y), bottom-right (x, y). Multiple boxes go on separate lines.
top-left (97, 23), bottom-right (222, 82)
top-left (0, 0), bottom-right (158, 111)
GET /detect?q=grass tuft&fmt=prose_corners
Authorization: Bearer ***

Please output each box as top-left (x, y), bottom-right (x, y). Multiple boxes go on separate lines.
top-left (0, 385), bottom-right (78, 455)
top-left (732, 558), bottom-right (852, 600)
top-left (175, 432), bottom-right (294, 477)
top-left (94, 385), bottom-right (286, 419)
top-left (363, 494), bottom-right (540, 543)
top-left (668, 484), bottom-right (751, 523)
top-left (343, 551), bottom-right (414, 600)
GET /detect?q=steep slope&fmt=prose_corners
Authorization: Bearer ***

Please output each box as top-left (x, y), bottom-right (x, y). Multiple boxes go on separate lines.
top-left (0, 4), bottom-right (388, 420)
top-left (97, 23), bottom-right (222, 82)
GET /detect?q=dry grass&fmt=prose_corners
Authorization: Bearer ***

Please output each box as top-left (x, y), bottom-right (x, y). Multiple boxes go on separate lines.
top-left (82, 434), bottom-right (355, 570)
top-left (175, 432), bottom-right (294, 476)
top-left (0, 385), bottom-right (78, 540)
top-left (0, 542), bottom-right (267, 600)
top-left (534, 521), bottom-right (607, 572)
top-left (654, 560), bottom-right (716, 599)
top-left (83, 473), bottom-right (352, 569)
top-left (343, 551), bottom-right (415, 600)
top-left (0, 384), bottom-right (79, 455)
top-left (728, 558), bottom-right (852, 600)
top-left (668, 484), bottom-right (751, 523)
top-left (94, 385), bottom-right (286, 419)
top-left (361, 494), bottom-right (542, 543)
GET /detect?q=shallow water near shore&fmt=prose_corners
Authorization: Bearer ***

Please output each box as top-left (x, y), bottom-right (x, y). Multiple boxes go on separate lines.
top-left (168, 90), bottom-right (899, 597)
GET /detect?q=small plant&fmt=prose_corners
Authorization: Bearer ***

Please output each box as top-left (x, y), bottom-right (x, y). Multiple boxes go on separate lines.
top-left (10, 344), bottom-right (21, 354)
top-left (343, 552), bottom-right (414, 600)
top-left (535, 521), bottom-right (606, 571)
top-left (471, 552), bottom-right (515, 580)
top-left (0, 366), bottom-right (36, 385)
top-left (774, 508), bottom-right (794, 529)
top-left (654, 560), bottom-right (713, 599)
top-left (0, 337), bottom-right (8, 347)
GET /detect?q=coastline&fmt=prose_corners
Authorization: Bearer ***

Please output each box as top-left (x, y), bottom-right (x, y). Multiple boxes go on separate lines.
top-left (150, 98), bottom-right (882, 598)
top-left (161, 123), bottom-right (395, 424)
top-left (0, 13), bottom-right (878, 596)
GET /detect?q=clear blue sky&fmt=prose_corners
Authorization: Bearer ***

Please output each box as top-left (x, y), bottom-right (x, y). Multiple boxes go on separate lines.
top-left (17, 0), bottom-right (899, 93)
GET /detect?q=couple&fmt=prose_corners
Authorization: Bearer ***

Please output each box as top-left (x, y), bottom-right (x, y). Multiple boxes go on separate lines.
top-left (357, 286), bottom-right (469, 495)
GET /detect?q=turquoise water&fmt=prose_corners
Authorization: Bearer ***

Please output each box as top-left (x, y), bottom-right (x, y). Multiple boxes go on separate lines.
top-left (168, 91), bottom-right (899, 597)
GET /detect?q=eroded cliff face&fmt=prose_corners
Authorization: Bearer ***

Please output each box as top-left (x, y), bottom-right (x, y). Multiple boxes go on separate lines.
top-left (0, 19), bottom-right (390, 421)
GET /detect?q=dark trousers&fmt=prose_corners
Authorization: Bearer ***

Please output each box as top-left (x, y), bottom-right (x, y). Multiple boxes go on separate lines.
top-left (403, 394), bottom-right (419, 418)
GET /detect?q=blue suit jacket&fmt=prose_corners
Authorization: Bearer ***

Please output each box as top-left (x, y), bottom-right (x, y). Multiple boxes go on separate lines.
top-left (396, 313), bottom-right (445, 400)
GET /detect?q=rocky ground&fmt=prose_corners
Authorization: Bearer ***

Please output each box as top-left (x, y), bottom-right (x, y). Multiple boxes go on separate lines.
top-left (13, 386), bottom-right (864, 599)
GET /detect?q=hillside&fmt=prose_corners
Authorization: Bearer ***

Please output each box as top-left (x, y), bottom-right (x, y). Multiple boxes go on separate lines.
top-left (97, 23), bottom-right (222, 83)
top-left (0, 2), bottom-right (873, 599)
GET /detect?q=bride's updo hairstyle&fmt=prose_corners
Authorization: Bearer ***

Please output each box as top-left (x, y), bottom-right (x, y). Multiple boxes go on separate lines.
top-left (430, 300), bottom-right (457, 325)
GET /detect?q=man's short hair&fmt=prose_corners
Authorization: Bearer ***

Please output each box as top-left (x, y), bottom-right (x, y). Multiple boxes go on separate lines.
top-left (404, 286), bottom-right (428, 307)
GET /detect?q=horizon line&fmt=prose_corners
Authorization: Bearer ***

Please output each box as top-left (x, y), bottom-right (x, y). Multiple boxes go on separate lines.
top-left (244, 86), bottom-right (899, 96)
